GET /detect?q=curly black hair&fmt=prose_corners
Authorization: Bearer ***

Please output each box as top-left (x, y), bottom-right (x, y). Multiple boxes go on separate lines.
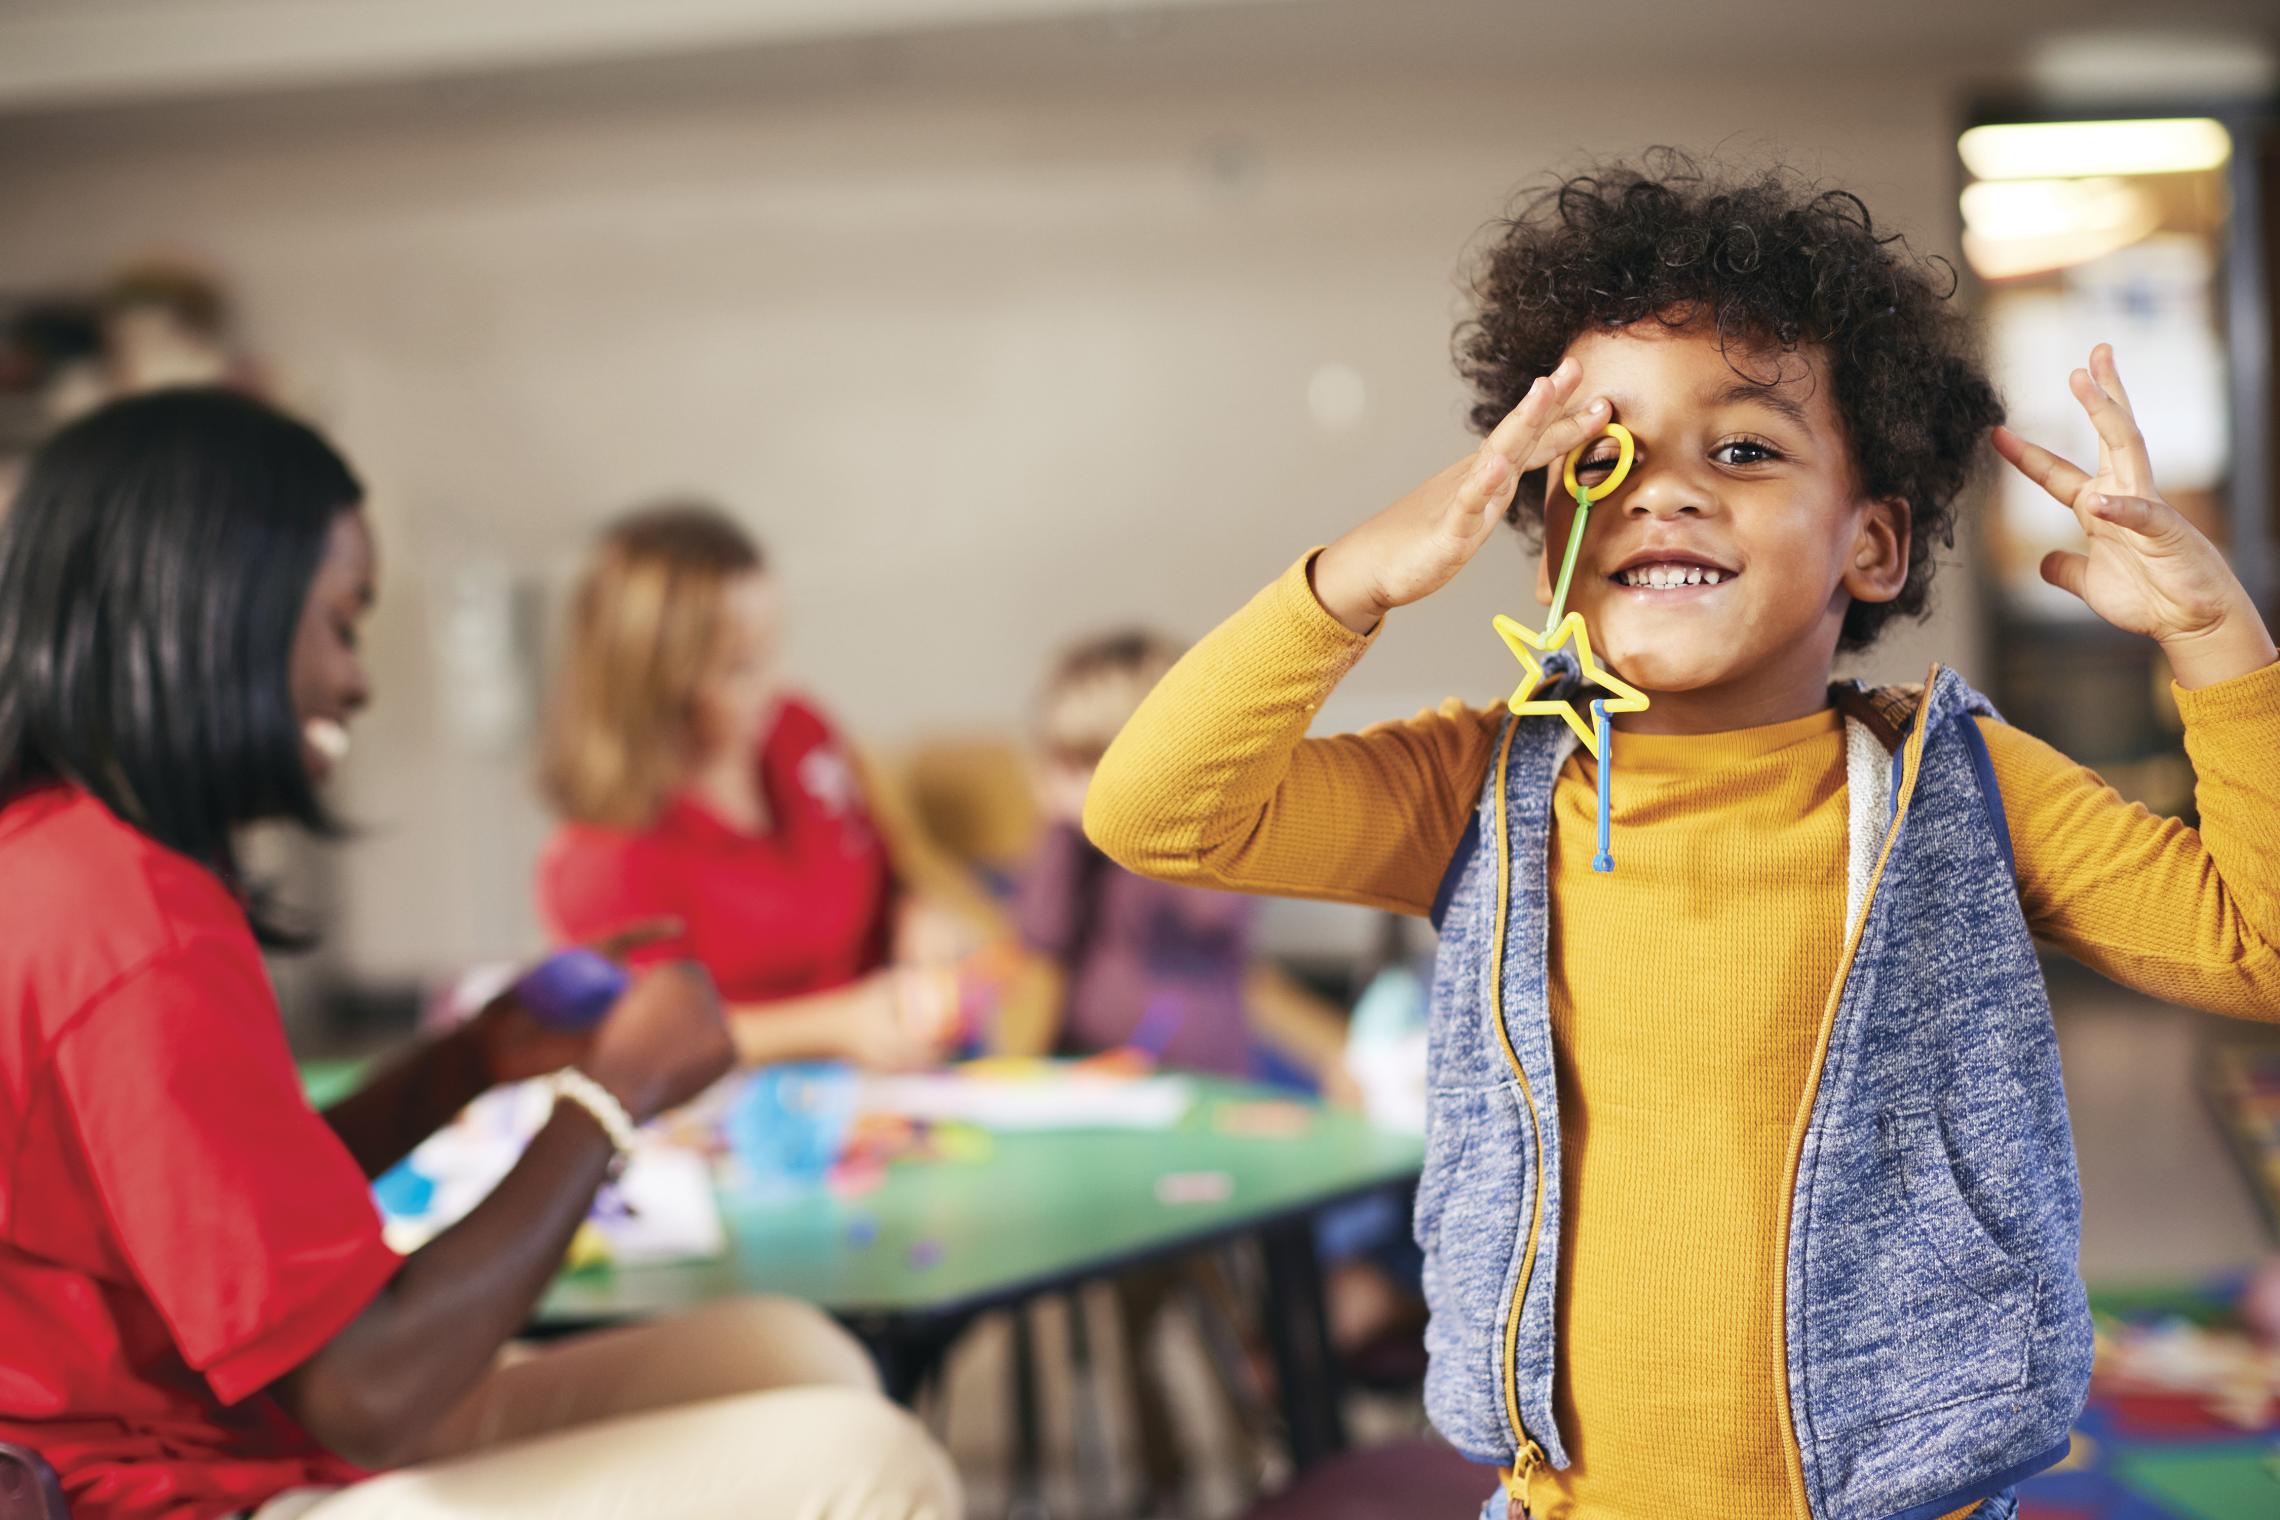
top-left (1456, 150), bottom-right (2003, 652)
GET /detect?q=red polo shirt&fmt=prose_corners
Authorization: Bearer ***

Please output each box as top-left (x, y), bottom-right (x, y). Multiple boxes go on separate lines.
top-left (537, 696), bottom-right (895, 1004)
top-left (0, 786), bottom-right (401, 1520)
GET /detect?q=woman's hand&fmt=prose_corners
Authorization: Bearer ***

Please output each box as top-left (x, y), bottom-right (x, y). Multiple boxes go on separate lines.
top-left (893, 894), bottom-right (984, 967)
top-left (1992, 344), bottom-right (2275, 689)
top-left (1310, 359), bottom-right (1609, 633)
top-left (582, 962), bottom-right (737, 1123)
top-left (469, 919), bottom-right (682, 1087)
top-left (320, 917), bottom-right (682, 1180)
top-left (837, 969), bottom-right (958, 1073)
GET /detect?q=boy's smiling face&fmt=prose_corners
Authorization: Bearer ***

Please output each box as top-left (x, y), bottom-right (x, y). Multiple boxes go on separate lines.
top-left (1535, 317), bottom-right (1911, 733)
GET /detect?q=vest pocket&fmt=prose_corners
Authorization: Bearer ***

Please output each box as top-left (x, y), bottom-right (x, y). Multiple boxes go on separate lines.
top-left (1844, 1107), bottom-right (2037, 1429)
top-left (1889, 1108), bottom-right (2033, 1306)
top-left (1418, 1080), bottom-right (1533, 1460)
top-left (1413, 1086), bottom-right (1482, 1252)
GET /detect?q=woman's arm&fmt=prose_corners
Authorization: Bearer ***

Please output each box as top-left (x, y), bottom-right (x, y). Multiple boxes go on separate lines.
top-left (1083, 553), bottom-right (1499, 916)
top-left (320, 1025), bottom-right (491, 1179)
top-left (281, 1107), bottom-right (615, 1468)
top-left (726, 971), bottom-right (951, 1071)
top-left (726, 982), bottom-right (873, 1064)
top-left (274, 964), bottom-right (735, 1469)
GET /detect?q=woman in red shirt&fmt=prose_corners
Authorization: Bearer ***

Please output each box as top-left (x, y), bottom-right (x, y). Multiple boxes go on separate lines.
top-left (0, 392), bottom-right (959, 1519)
top-left (537, 506), bottom-right (980, 1069)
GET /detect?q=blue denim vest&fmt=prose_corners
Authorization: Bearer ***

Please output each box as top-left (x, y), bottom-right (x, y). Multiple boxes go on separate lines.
top-left (1420, 663), bottom-right (2090, 1519)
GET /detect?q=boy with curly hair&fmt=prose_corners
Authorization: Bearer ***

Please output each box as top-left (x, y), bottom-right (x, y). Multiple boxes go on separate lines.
top-left (1084, 157), bottom-right (2280, 1519)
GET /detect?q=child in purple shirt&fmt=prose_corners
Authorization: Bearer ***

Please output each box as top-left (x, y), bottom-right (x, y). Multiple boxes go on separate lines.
top-left (1015, 630), bottom-right (1351, 1090)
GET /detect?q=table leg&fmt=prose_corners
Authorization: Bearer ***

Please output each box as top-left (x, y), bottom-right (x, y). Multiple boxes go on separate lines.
top-left (865, 1315), bottom-right (963, 1407)
top-left (1063, 1287), bottom-right (1114, 1520)
top-left (1008, 1306), bottom-right (1050, 1520)
top-left (1259, 1217), bottom-right (1348, 1469)
top-left (871, 1327), bottom-right (925, 1407)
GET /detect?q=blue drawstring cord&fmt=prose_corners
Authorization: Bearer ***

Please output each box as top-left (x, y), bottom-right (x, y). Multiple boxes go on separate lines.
top-left (1591, 698), bottom-right (1614, 873)
top-left (1546, 471), bottom-right (1622, 874)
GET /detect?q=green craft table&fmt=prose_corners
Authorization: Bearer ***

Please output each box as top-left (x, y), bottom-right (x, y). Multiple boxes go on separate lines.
top-left (302, 1060), bottom-right (1424, 1473)
top-left (539, 1076), bottom-right (1423, 1469)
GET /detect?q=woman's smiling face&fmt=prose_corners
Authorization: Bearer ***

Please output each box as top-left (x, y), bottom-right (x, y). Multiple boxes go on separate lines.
top-left (1535, 318), bottom-right (1911, 732)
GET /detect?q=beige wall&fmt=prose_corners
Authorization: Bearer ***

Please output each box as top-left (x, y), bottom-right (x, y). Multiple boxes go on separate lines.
top-left (0, 56), bottom-right (1990, 977)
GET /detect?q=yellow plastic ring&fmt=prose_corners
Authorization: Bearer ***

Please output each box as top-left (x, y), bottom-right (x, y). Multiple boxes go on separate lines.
top-left (1561, 421), bottom-right (1635, 502)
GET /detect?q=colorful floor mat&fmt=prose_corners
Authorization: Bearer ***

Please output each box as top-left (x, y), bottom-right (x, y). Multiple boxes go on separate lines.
top-left (2018, 1279), bottom-right (2280, 1520)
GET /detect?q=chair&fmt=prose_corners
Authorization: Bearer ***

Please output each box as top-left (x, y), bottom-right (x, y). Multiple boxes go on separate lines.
top-left (888, 735), bottom-right (1044, 879)
top-left (0, 1444), bottom-right (67, 1520)
top-left (1242, 1438), bottom-right (1490, 1520)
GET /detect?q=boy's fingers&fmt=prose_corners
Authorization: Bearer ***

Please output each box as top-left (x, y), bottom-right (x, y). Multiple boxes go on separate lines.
top-left (2039, 549), bottom-right (2090, 602)
top-left (2069, 366), bottom-right (2157, 496)
top-left (2090, 343), bottom-right (2137, 414)
top-left (2082, 491), bottom-right (2177, 542)
top-left (1479, 372), bottom-right (1556, 459)
top-left (1521, 399), bottom-right (1613, 474)
top-left (1482, 360), bottom-right (1581, 461)
top-left (1991, 426), bottom-right (2092, 508)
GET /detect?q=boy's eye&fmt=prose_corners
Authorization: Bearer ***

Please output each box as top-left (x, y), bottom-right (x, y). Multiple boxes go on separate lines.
top-left (1575, 450), bottom-right (1621, 481)
top-left (1713, 439), bottom-right (1782, 467)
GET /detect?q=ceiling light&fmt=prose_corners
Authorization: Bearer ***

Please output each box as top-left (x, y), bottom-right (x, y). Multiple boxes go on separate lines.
top-left (1958, 118), bottom-right (2231, 180)
top-left (1960, 178), bottom-right (2161, 279)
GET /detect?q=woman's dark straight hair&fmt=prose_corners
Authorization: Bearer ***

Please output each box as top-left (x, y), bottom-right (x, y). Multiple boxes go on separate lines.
top-left (0, 388), bottom-right (363, 943)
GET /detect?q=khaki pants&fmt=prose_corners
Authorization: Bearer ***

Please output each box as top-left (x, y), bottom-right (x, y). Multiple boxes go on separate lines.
top-left (256, 1297), bottom-right (961, 1520)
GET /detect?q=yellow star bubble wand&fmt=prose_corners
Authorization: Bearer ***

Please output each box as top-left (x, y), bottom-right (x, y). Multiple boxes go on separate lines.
top-left (1493, 420), bottom-right (1644, 872)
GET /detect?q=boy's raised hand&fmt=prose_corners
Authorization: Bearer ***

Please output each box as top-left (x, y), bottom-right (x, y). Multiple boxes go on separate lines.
top-left (1992, 344), bottom-right (2275, 689)
top-left (1312, 358), bottom-right (1609, 634)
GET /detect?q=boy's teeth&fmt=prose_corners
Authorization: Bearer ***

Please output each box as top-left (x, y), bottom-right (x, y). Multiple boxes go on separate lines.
top-left (1619, 562), bottom-right (1726, 588)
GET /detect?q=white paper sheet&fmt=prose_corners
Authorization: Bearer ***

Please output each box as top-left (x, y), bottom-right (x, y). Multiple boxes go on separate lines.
top-left (857, 1072), bottom-right (1196, 1131)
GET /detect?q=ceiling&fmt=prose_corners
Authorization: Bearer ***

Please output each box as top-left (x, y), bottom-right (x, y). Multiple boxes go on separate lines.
top-left (0, 0), bottom-right (2271, 130)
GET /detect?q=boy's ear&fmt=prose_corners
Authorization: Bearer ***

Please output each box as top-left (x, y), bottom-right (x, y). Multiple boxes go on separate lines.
top-left (1842, 495), bottom-right (1911, 606)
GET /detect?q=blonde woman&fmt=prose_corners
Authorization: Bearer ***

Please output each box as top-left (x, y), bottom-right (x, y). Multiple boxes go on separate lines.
top-left (538, 504), bottom-right (983, 1070)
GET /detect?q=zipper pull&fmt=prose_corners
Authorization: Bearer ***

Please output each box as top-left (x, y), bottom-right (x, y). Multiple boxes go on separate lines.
top-left (1500, 1443), bottom-right (1545, 1518)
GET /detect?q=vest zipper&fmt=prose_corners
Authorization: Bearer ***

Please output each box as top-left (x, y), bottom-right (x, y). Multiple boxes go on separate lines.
top-left (1771, 666), bottom-right (1941, 1519)
top-left (1484, 720), bottom-right (1552, 1502)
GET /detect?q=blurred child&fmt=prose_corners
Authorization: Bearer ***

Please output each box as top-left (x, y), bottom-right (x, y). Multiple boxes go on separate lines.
top-left (1007, 630), bottom-right (1353, 1094)
top-left (1086, 157), bottom-right (2280, 1520)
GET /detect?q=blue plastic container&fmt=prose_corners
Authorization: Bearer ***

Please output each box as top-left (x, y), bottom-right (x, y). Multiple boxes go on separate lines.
top-left (512, 948), bottom-right (631, 1030)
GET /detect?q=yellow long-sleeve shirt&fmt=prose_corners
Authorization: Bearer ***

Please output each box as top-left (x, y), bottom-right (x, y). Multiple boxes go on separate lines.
top-left (1085, 554), bottom-right (2280, 1520)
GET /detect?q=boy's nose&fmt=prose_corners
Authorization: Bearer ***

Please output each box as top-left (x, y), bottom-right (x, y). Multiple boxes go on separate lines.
top-left (1621, 468), bottom-right (1710, 519)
